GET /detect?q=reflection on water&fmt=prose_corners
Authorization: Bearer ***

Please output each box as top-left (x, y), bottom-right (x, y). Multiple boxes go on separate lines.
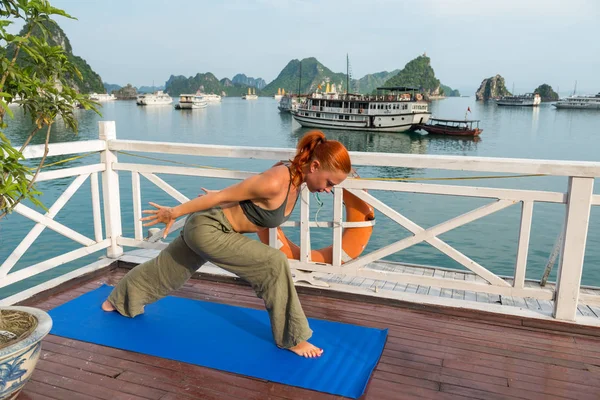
top-left (290, 127), bottom-right (427, 154)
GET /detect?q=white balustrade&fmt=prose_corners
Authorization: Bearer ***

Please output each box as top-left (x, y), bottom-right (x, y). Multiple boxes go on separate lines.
top-left (2, 121), bottom-right (599, 322)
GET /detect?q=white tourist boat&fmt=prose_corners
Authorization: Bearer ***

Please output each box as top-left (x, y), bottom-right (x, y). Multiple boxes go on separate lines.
top-left (175, 94), bottom-right (208, 109)
top-left (496, 93), bottom-right (541, 106)
top-left (277, 94), bottom-right (305, 113)
top-left (553, 92), bottom-right (600, 110)
top-left (136, 91), bottom-right (173, 106)
top-left (273, 88), bottom-right (284, 102)
top-left (89, 93), bottom-right (116, 102)
top-left (291, 86), bottom-right (431, 132)
top-left (242, 87), bottom-right (258, 100)
top-left (202, 93), bottom-right (222, 103)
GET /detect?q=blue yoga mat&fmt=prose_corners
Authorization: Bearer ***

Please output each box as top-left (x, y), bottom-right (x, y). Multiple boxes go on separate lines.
top-left (48, 285), bottom-right (387, 398)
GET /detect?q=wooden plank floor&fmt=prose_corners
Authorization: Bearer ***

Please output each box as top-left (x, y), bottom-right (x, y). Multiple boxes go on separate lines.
top-left (17, 267), bottom-right (600, 400)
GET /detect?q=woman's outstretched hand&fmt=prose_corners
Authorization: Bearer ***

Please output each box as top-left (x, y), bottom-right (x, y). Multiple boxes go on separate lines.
top-left (141, 202), bottom-right (177, 238)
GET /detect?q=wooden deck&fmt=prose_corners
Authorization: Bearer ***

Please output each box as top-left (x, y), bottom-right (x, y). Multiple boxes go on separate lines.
top-left (16, 266), bottom-right (600, 400)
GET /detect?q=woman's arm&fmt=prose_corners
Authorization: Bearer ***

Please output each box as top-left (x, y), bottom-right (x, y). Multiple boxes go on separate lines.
top-left (141, 169), bottom-right (283, 237)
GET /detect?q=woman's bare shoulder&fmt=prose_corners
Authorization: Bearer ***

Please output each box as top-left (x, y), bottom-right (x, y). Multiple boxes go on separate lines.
top-left (262, 163), bottom-right (290, 180)
top-left (248, 164), bottom-right (289, 198)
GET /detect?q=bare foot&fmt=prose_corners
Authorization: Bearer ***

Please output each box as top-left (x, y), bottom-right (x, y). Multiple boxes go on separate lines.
top-left (288, 341), bottom-right (323, 358)
top-left (101, 300), bottom-right (115, 312)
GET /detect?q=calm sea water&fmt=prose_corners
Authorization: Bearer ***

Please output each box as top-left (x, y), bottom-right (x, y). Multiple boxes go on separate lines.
top-left (1, 97), bottom-right (599, 299)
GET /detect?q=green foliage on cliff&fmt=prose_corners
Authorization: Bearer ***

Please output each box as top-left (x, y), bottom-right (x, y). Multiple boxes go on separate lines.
top-left (113, 84), bottom-right (137, 99)
top-left (383, 55), bottom-right (440, 93)
top-left (15, 20), bottom-right (104, 93)
top-left (165, 73), bottom-right (252, 96)
top-left (440, 84), bottom-right (460, 97)
top-left (261, 58), bottom-right (348, 96)
top-left (534, 84), bottom-right (559, 101)
top-left (1, 0), bottom-right (99, 219)
top-left (476, 75), bottom-right (511, 100)
top-left (104, 82), bottom-right (121, 93)
top-left (355, 70), bottom-right (400, 94)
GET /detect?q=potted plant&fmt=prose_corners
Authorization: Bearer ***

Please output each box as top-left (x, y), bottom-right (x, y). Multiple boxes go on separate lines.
top-left (1, 1), bottom-right (99, 398)
top-left (0, 307), bottom-right (52, 399)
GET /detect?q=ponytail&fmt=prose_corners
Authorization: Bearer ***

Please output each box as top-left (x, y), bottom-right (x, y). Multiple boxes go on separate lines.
top-left (289, 130), bottom-right (351, 186)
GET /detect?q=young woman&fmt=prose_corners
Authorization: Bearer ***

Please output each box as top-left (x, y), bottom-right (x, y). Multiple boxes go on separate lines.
top-left (102, 130), bottom-right (351, 358)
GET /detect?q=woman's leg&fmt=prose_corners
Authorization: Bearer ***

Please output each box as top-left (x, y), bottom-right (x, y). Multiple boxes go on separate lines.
top-left (105, 233), bottom-right (206, 317)
top-left (183, 210), bottom-right (314, 351)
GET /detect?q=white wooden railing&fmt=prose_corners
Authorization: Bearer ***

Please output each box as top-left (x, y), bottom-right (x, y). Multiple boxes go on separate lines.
top-left (2, 121), bottom-right (600, 322)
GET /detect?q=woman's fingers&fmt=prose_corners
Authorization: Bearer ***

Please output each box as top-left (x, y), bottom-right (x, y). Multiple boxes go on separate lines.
top-left (142, 220), bottom-right (158, 227)
top-left (163, 220), bottom-right (174, 238)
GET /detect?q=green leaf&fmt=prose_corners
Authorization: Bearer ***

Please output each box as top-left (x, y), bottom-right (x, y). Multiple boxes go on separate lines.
top-left (0, 99), bottom-right (14, 119)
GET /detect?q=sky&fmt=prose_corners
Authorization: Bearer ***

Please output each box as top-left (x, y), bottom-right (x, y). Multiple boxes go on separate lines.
top-left (40, 0), bottom-right (600, 95)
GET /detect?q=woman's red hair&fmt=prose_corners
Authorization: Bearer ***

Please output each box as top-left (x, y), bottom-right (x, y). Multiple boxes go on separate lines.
top-left (289, 130), bottom-right (351, 186)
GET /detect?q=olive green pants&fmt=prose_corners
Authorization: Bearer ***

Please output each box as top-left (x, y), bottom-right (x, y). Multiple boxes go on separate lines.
top-left (107, 208), bottom-right (312, 349)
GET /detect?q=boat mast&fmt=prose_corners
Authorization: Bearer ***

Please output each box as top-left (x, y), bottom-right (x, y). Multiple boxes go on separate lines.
top-left (346, 54), bottom-right (349, 94)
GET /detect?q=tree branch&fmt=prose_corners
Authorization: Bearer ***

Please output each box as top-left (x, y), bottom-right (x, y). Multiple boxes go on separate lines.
top-left (18, 126), bottom-right (41, 153)
top-left (26, 123), bottom-right (52, 191)
top-left (0, 26), bottom-right (33, 91)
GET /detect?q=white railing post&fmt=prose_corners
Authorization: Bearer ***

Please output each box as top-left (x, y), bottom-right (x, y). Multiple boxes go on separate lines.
top-left (99, 121), bottom-right (123, 258)
top-left (300, 185), bottom-right (311, 262)
top-left (554, 177), bottom-right (594, 321)
top-left (513, 200), bottom-right (533, 289)
top-left (332, 187), bottom-right (343, 266)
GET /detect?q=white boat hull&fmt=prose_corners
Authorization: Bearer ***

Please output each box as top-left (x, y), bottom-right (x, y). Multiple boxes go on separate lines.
top-left (292, 111), bottom-right (430, 132)
top-left (496, 93), bottom-right (541, 106)
top-left (242, 95), bottom-right (258, 100)
top-left (496, 99), bottom-right (540, 106)
top-left (176, 101), bottom-right (207, 109)
top-left (140, 99), bottom-right (173, 105)
top-left (204, 95), bottom-right (222, 103)
top-left (137, 91), bottom-right (173, 106)
top-left (554, 103), bottom-right (600, 110)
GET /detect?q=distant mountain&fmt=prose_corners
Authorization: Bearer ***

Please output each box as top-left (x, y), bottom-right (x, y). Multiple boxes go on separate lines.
top-left (534, 84), bottom-right (559, 101)
top-left (261, 58), bottom-right (348, 96)
top-left (355, 70), bottom-right (400, 94)
top-left (232, 74), bottom-right (266, 90)
top-left (113, 84), bottom-right (137, 100)
top-left (104, 82), bottom-right (121, 93)
top-left (440, 84), bottom-right (460, 97)
top-left (383, 55), bottom-right (441, 95)
top-left (476, 75), bottom-right (510, 100)
top-left (164, 73), bottom-right (255, 97)
top-left (14, 20), bottom-right (104, 94)
top-left (137, 85), bottom-right (165, 94)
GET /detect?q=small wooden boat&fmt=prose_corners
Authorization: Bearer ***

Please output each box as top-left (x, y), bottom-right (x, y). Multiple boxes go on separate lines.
top-left (416, 118), bottom-right (483, 137)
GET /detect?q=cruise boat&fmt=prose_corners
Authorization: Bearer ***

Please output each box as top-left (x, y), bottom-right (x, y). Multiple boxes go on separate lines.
top-left (553, 92), bottom-right (600, 110)
top-left (202, 93), bottom-right (222, 103)
top-left (291, 86), bottom-right (431, 132)
top-left (496, 93), bottom-right (541, 106)
top-left (242, 87), bottom-right (258, 100)
top-left (136, 91), bottom-right (173, 106)
top-left (175, 94), bottom-right (208, 109)
top-left (273, 88), bottom-right (284, 102)
top-left (89, 93), bottom-right (116, 102)
top-left (277, 94), bottom-right (305, 113)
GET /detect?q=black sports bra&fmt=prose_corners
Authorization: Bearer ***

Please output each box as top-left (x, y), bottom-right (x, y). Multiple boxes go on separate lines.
top-left (239, 166), bottom-right (297, 228)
